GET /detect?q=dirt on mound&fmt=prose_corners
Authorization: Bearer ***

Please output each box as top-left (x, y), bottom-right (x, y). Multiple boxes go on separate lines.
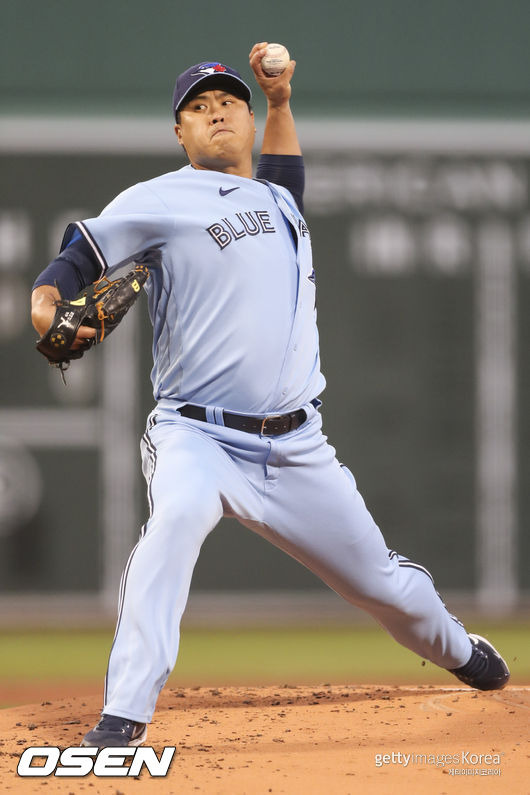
top-left (0, 684), bottom-right (527, 794)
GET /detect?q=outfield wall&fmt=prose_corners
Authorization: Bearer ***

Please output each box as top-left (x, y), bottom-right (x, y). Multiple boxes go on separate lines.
top-left (2, 0), bottom-right (530, 117)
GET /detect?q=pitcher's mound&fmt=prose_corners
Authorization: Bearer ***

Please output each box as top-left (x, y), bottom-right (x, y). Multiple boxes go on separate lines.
top-left (1, 684), bottom-right (527, 794)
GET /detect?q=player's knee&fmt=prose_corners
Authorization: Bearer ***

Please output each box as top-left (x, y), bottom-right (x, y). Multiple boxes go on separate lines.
top-left (341, 565), bottom-right (415, 613)
top-left (357, 567), bottom-right (434, 618)
top-left (148, 486), bottom-right (221, 540)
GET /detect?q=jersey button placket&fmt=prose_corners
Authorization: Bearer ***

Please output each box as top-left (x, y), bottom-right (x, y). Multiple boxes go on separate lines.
top-left (264, 440), bottom-right (280, 491)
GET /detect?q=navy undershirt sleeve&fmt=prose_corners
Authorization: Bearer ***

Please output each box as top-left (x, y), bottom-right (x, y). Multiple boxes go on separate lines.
top-left (32, 233), bottom-right (101, 299)
top-left (256, 154), bottom-right (305, 214)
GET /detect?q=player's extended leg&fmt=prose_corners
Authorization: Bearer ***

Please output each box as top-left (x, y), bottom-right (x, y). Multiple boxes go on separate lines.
top-left (257, 409), bottom-right (474, 671)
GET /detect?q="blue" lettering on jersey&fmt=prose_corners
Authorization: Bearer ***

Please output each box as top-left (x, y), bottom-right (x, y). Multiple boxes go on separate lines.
top-left (206, 210), bottom-right (276, 250)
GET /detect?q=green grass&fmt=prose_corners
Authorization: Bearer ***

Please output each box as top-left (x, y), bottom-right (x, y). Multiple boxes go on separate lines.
top-left (0, 624), bottom-right (528, 687)
top-left (176, 624), bottom-right (529, 684)
top-left (0, 629), bottom-right (112, 680)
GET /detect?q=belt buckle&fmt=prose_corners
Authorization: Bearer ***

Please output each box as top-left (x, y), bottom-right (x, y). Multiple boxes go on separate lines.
top-left (260, 414), bottom-right (283, 436)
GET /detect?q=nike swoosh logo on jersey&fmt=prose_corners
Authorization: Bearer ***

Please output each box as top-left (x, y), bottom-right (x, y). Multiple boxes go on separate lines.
top-left (219, 187), bottom-right (240, 196)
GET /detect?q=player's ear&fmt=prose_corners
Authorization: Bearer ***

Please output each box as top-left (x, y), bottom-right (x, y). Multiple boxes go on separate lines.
top-left (174, 124), bottom-right (183, 143)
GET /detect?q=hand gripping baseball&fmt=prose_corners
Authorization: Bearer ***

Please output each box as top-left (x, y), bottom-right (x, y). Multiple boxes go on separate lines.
top-left (249, 42), bottom-right (296, 106)
top-left (36, 262), bottom-right (149, 374)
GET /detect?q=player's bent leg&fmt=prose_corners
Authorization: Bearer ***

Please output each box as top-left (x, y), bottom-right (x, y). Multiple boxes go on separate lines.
top-left (102, 420), bottom-right (227, 725)
top-left (103, 489), bottom-right (221, 724)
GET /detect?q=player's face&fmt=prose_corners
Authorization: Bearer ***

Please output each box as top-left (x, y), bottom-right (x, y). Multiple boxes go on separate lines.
top-left (175, 90), bottom-right (256, 176)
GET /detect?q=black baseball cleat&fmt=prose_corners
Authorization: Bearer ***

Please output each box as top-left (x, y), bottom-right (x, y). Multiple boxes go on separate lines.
top-left (449, 633), bottom-right (510, 691)
top-left (81, 713), bottom-right (147, 748)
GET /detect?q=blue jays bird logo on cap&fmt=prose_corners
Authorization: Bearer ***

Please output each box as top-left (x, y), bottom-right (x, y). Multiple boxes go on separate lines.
top-left (192, 63), bottom-right (229, 77)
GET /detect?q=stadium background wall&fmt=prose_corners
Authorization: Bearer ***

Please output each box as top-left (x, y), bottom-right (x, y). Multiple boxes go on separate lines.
top-left (1, 0), bottom-right (529, 618)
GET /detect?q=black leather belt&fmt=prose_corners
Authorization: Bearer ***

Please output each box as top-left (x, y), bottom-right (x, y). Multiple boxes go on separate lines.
top-left (178, 403), bottom-right (308, 436)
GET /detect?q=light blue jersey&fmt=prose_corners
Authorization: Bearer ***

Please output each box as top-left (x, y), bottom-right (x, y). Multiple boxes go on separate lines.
top-left (75, 165), bottom-right (325, 413)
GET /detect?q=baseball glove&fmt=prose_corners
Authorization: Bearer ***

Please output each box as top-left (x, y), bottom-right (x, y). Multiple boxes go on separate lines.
top-left (36, 262), bottom-right (149, 373)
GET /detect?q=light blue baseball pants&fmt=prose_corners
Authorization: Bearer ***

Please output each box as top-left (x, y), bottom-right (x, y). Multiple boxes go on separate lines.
top-left (103, 400), bottom-right (472, 723)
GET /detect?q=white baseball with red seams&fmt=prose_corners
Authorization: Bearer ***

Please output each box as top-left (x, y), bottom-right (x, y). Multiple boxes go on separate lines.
top-left (262, 43), bottom-right (290, 76)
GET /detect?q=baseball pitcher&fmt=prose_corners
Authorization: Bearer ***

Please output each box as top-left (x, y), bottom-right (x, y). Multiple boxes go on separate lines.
top-left (31, 43), bottom-right (510, 748)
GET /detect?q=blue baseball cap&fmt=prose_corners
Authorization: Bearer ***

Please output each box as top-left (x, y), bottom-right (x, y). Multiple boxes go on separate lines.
top-left (172, 61), bottom-right (252, 119)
